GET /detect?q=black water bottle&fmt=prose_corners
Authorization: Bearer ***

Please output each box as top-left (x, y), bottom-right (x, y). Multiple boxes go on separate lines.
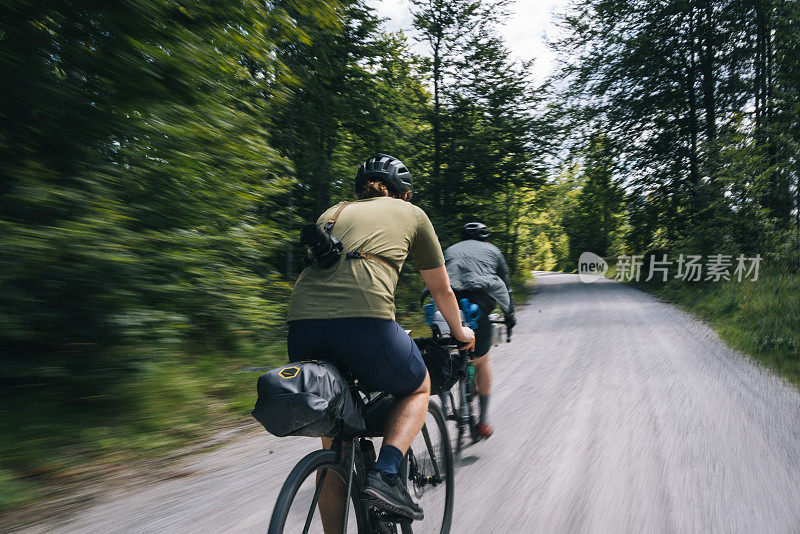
top-left (300, 224), bottom-right (342, 268)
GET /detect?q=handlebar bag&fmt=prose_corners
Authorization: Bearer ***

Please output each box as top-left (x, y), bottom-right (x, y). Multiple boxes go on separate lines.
top-left (414, 338), bottom-right (466, 393)
top-left (252, 361), bottom-right (365, 438)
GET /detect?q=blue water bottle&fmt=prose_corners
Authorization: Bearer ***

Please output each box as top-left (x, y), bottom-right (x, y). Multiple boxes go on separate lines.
top-left (424, 302), bottom-right (437, 324)
top-left (459, 298), bottom-right (481, 330)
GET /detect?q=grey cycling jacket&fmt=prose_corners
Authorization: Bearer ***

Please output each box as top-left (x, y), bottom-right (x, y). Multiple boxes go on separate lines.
top-left (443, 239), bottom-right (513, 314)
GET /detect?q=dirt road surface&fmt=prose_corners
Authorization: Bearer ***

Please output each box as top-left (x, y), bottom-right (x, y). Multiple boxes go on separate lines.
top-left (11, 273), bottom-right (800, 533)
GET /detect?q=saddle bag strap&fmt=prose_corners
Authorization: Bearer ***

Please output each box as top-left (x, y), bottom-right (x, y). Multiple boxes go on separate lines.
top-left (324, 201), bottom-right (351, 232)
top-left (346, 251), bottom-right (400, 275)
top-left (324, 202), bottom-right (400, 275)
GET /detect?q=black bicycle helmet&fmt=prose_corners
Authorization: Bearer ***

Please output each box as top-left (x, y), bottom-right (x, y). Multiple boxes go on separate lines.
top-left (462, 222), bottom-right (491, 241)
top-left (355, 153), bottom-right (413, 195)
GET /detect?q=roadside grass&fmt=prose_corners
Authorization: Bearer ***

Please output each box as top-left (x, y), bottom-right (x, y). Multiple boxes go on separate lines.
top-left (511, 270), bottom-right (535, 306)
top-left (0, 338), bottom-right (286, 515)
top-left (627, 268), bottom-right (800, 385)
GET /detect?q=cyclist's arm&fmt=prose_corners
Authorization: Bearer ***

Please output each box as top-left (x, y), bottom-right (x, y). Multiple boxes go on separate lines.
top-left (497, 251), bottom-right (511, 291)
top-left (496, 251), bottom-right (515, 314)
top-left (420, 266), bottom-right (475, 351)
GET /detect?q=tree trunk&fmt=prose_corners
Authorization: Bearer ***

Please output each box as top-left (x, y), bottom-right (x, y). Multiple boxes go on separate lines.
top-left (686, 3), bottom-right (701, 220)
top-left (433, 39), bottom-right (442, 210)
top-left (700, 1), bottom-right (716, 146)
top-left (285, 105), bottom-right (295, 280)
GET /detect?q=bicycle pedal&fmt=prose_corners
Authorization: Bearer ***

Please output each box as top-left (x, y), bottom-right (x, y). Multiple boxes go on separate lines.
top-left (373, 509), bottom-right (413, 524)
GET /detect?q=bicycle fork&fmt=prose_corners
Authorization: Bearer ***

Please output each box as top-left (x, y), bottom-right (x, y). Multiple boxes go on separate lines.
top-left (440, 382), bottom-right (472, 431)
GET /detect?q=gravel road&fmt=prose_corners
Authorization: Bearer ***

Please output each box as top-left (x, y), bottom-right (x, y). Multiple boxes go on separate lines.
top-left (11, 273), bottom-right (800, 533)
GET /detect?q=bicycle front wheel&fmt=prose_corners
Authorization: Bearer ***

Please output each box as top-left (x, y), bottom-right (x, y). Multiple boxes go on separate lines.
top-left (268, 449), bottom-right (368, 534)
top-left (401, 400), bottom-right (454, 534)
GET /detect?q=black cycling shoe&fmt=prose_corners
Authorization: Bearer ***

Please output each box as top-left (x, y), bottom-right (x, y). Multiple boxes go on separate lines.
top-left (360, 469), bottom-right (424, 521)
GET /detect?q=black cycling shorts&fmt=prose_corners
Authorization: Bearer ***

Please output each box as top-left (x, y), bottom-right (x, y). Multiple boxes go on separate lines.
top-left (287, 318), bottom-right (427, 396)
top-left (455, 290), bottom-right (495, 358)
top-left (472, 305), bottom-right (493, 358)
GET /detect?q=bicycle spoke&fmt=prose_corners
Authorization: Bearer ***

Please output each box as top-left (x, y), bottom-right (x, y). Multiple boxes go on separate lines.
top-left (302, 468), bottom-right (328, 534)
top-left (401, 400), bottom-right (453, 534)
top-left (421, 425), bottom-right (442, 480)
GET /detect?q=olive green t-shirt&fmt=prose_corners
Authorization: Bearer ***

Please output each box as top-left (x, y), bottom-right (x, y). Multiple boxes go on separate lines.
top-left (287, 197), bottom-right (444, 321)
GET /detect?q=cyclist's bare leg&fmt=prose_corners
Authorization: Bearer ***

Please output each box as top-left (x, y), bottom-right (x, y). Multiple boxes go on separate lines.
top-left (318, 437), bottom-right (346, 534)
top-left (382, 371), bottom-right (431, 453)
top-left (472, 352), bottom-right (492, 396)
top-left (472, 352), bottom-right (493, 430)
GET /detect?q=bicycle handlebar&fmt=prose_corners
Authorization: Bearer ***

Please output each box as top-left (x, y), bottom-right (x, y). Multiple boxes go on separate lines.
top-left (419, 334), bottom-right (473, 354)
top-left (489, 319), bottom-right (513, 343)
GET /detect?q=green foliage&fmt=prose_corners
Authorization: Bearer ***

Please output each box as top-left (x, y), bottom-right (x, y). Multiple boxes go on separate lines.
top-left (0, 340), bottom-right (287, 511)
top-left (0, 0), bottom-right (323, 511)
top-left (549, 0), bottom-right (800, 394)
top-left (415, 9), bottom-right (551, 269)
top-left (563, 134), bottom-right (625, 266)
top-left (555, 0), bottom-right (800, 255)
top-left (0, 0), bottom-right (549, 514)
top-left (525, 167), bottom-right (582, 270)
top-left (0, 0), bottom-right (304, 375)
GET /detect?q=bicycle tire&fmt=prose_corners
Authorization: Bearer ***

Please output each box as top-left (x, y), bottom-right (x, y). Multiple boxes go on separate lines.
top-left (437, 390), bottom-right (463, 466)
top-left (453, 416), bottom-right (466, 466)
top-left (453, 380), bottom-right (479, 461)
top-left (401, 400), bottom-right (454, 534)
top-left (466, 379), bottom-right (481, 445)
top-left (268, 449), bottom-right (369, 534)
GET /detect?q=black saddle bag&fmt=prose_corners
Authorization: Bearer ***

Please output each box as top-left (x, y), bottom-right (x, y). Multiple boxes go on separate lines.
top-left (252, 361), bottom-right (365, 438)
top-left (414, 338), bottom-right (466, 393)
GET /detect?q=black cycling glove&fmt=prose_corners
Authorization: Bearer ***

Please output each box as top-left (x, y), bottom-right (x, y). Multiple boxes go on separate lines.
top-left (505, 313), bottom-right (517, 329)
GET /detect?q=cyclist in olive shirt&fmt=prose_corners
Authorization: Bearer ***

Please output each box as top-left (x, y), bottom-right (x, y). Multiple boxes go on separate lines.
top-left (287, 154), bottom-right (474, 529)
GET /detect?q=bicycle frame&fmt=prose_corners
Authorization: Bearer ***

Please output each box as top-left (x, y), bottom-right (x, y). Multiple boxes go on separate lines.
top-left (268, 338), bottom-right (456, 534)
top-left (436, 350), bottom-right (478, 461)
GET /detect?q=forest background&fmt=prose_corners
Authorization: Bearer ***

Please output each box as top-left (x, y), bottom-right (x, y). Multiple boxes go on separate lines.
top-left (1, 0), bottom-right (798, 511)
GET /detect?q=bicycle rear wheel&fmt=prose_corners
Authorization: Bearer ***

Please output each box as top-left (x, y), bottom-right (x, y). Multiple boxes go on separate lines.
top-left (401, 400), bottom-right (454, 534)
top-left (465, 378), bottom-right (481, 445)
top-left (268, 449), bottom-right (368, 534)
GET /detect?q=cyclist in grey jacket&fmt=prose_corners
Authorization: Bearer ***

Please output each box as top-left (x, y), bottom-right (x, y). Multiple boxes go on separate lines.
top-left (444, 222), bottom-right (516, 438)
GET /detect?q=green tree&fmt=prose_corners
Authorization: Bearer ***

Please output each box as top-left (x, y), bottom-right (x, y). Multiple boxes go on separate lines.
top-left (0, 1), bottom-right (327, 375)
top-left (555, 0), bottom-right (800, 255)
top-left (411, 0), bottom-right (482, 209)
top-left (440, 25), bottom-right (549, 271)
top-left (564, 135), bottom-right (626, 265)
